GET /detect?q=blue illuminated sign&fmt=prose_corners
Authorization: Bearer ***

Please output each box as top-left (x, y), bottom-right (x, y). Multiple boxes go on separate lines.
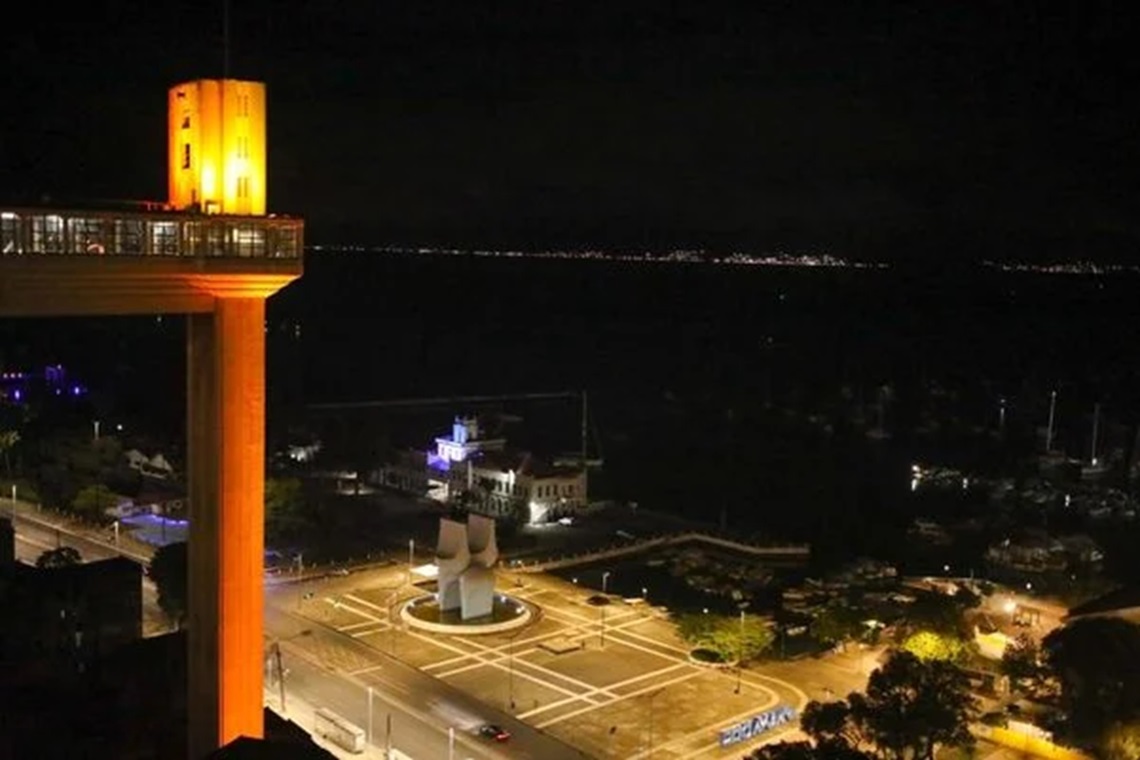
top-left (718, 705), bottom-right (797, 747)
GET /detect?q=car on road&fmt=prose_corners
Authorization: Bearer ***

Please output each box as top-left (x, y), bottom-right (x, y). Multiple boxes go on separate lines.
top-left (478, 724), bottom-right (511, 742)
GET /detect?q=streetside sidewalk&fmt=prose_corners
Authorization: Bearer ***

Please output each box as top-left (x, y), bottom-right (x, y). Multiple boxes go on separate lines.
top-left (265, 687), bottom-right (408, 759)
top-left (8, 497), bottom-right (155, 561)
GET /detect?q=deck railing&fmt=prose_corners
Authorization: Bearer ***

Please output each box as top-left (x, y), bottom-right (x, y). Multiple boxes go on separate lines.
top-left (0, 207), bottom-right (303, 259)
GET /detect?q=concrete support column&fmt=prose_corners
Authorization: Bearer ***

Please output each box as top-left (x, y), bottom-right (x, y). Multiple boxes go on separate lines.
top-left (187, 298), bottom-right (266, 758)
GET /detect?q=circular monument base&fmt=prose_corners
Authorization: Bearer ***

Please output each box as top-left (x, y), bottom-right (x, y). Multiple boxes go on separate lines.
top-left (400, 593), bottom-right (533, 635)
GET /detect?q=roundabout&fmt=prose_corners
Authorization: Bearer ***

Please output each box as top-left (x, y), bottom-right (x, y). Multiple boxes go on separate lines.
top-left (400, 592), bottom-right (534, 635)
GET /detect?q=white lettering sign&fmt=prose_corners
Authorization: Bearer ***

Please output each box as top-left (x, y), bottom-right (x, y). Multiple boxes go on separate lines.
top-left (718, 705), bottom-right (797, 747)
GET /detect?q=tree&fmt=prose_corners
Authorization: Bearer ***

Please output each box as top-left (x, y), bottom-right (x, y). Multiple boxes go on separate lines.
top-left (1103, 721), bottom-right (1140, 760)
top-left (673, 612), bottom-right (775, 662)
top-left (841, 650), bottom-right (976, 760)
top-left (812, 604), bottom-right (865, 648)
top-left (802, 699), bottom-right (860, 747)
top-left (36, 545), bottom-right (81, 568)
top-left (904, 592), bottom-right (970, 637)
top-left (746, 740), bottom-right (875, 760)
top-left (1043, 617), bottom-right (1140, 747)
top-left (264, 477), bottom-right (308, 544)
top-left (1000, 632), bottom-right (1042, 683)
top-left (149, 541), bottom-right (188, 629)
top-left (901, 631), bottom-right (969, 663)
top-left (71, 483), bottom-right (118, 522)
top-left (0, 429), bottom-right (19, 477)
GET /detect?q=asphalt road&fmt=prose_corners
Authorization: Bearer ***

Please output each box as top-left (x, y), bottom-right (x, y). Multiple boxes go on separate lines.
top-left (8, 506), bottom-right (150, 565)
top-left (266, 602), bottom-right (591, 760)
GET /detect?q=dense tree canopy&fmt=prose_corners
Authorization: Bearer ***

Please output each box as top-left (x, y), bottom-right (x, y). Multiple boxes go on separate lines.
top-left (796, 651), bottom-right (976, 760)
top-left (746, 739), bottom-right (875, 760)
top-left (36, 545), bottom-right (81, 568)
top-left (851, 651), bottom-right (976, 759)
top-left (148, 541), bottom-right (188, 629)
top-left (903, 591), bottom-right (975, 638)
top-left (1043, 617), bottom-right (1140, 747)
top-left (673, 612), bottom-right (775, 663)
top-left (812, 604), bottom-right (865, 647)
top-left (1103, 721), bottom-right (1140, 760)
top-left (1000, 632), bottom-right (1042, 684)
top-left (264, 477), bottom-right (309, 544)
top-left (71, 483), bottom-right (118, 523)
top-left (901, 631), bottom-right (968, 663)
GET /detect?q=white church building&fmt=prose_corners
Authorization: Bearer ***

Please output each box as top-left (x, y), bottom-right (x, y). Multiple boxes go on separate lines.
top-left (377, 416), bottom-right (588, 524)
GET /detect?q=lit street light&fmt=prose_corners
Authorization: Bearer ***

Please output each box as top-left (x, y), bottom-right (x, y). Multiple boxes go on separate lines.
top-left (407, 539), bottom-right (415, 585)
top-left (645, 688), bottom-right (665, 759)
top-left (600, 570), bottom-right (612, 648)
top-left (367, 686), bottom-right (373, 745)
top-left (735, 603), bottom-right (749, 694)
top-left (507, 626), bottom-right (525, 710)
top-left (387, 590), bottom-right (401, 656)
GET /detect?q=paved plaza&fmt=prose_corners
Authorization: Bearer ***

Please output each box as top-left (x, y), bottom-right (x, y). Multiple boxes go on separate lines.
top-left (271, 561), bottom-right (875, 759)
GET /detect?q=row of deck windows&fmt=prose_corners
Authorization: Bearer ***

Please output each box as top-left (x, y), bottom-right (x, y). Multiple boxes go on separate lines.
top-left (0, 211), bottom-right (301, 258)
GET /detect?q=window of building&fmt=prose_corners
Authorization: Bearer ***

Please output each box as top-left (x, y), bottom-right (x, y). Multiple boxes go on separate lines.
top-left (150, 221), bottom-right (180, 256)
top-left (181, 115), bottom-right (190, 129)
top-left (236, 176), bottom-right (249, 199)
top-left (30, 214), bottom-right (64, 253)
top-left (1, 212), bottom-right (20, 254)
top-left (114, 219), bottom-right (145, 255)
top-left (182, 144), bottom-right (191, 169)
top-left (68, 217), bottom-right (106, 254)
top-left (231, 224), bottom-right (266, 257)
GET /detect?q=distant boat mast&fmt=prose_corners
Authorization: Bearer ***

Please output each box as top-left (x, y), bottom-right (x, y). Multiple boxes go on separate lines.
top-left (1045, 390), bottom-right (1057, 453)
top-left (1090, 403), bottom-right (1101, 465)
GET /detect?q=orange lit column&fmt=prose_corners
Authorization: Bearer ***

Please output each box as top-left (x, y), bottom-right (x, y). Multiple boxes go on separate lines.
top-left (187, 297), bottom-right (267, 758)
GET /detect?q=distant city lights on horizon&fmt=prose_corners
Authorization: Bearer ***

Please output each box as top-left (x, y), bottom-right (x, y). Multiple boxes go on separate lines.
top-left (306, 245), bottom-right (885, 269)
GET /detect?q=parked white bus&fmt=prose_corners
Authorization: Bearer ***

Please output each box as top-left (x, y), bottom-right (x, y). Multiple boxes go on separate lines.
top-left (313, 708), bottom-right (366, 754)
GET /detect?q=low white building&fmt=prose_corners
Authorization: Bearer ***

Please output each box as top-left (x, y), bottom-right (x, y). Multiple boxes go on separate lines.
top-left (376, 415), bottom-right (587, 523)
top-left (124, 449), bottom-right (175, 480)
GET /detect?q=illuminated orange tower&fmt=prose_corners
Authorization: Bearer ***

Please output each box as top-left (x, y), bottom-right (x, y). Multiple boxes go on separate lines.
top-left (172, 77), bottom-right (275, 758)
top-left (169, 79), bottom-right (267, 215)
top-left (0, 78), bottom-right (301, 759)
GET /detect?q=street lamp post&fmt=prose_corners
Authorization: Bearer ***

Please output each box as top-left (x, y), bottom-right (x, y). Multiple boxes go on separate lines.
top-left (93, 420), bottom-right (100, 442)
top-left (508, 628), bottom-right (521, 710)
top-left (601, 571), bottom-right (612, 648)
top-left (646, 688), bottom-right (664, 758)
top-left (407, 539), bottom-right (415, 585)
top-left (388, 590), bottom-right (400, 656)
top-left (448, 726), bottom-right (455, 760)
top-left (735, 604), bottom-right (748, 694)
top-left (274, 642), bottom-right (287, 714)
top-left (367, 686), bottom-right (374, 745)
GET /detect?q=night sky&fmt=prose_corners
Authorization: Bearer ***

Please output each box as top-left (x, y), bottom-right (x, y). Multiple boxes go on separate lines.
top-left (3, 3), bottom-right (1136, 253)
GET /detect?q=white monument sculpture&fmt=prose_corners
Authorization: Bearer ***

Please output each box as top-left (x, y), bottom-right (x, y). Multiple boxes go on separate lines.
top-left (436, 514), bottom-right (499, 620)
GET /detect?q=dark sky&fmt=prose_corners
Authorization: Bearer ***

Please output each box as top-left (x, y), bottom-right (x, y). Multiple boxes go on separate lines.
top-left (2, 2), bottom-right (1136, 253)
